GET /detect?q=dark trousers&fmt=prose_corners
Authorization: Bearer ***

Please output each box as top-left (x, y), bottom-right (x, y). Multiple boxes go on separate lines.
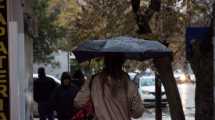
top-left (57, 115), bottom-right (72, 120)
top-left (58, 118), bottom-right (71, 120)
top-left (38, 102), bottom-right (54, 120)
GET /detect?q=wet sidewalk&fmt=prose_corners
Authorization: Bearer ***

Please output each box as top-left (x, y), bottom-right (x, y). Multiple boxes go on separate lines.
top-left (133, 83), bottom-right (195, 120)
top-left (34, 83), bottom-right (195, 120)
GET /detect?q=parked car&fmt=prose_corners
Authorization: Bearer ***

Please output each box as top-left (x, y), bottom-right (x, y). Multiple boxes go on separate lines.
top-left (138, 74), bottom-right (168, 108)
top-left (173, 69), bottom-right (195, 83)
top-left (128, 72), bottom-right (137, 80)
top-left (33, 73), bottom-right (61, 84)
top-left (32, 73), bottom-right (61, 117)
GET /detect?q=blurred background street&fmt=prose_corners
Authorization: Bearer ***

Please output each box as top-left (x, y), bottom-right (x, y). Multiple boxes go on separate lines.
top-left (134, 83), bottom-right (195, 120)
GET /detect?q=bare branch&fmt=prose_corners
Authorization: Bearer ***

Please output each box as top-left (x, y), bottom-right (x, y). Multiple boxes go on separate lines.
top-left (131, 0), bottom-right (161, 34)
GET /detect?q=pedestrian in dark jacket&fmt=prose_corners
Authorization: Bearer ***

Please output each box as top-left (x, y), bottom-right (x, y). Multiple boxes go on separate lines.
top-left (33, 67), bottom-right (58, 120)
top-left (51, 72), bottom-right (79, 120)
top-left (72, 69), bottom-right (85, 90)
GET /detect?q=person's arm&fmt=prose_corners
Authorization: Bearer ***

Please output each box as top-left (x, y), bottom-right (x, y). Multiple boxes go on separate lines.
top-left (73, 78), bottom-right (91, 108)
top-left (33, 80), bottom-right (39, 103)
top-left (128, 80), bottom-right (145, 118)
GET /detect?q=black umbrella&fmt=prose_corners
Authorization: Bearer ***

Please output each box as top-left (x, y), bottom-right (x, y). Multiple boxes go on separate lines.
top-left (73, 36), bottom-right (172, 62)
top-left (72, 36), bottom-right (185, 120)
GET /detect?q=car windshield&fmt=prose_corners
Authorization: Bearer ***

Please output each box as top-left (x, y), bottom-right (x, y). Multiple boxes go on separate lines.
top-left (140, 77), bottom-right (155, 86)
top-left (128, 73), bottom-right (136, 80)
top-left (144, 72), bottom-right (153, 76)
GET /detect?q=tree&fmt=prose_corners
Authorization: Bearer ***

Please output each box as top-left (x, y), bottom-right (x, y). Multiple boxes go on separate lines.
top-left (29, 0), bottom-right (188, 70)
top-left (131, 0), bottom-right (214, 120)
top-left (131, 0), bottom-right (161, 34)
top-left (213, 3), bottom-right (215, 117)
top-left (131, 0), bottom-right (188, 70)
top-left (187, 1), bottom-right (214, 120)
top-left (50, 0), bottom-right (138, 48)
top-left (188, 24), bottom-right (213, 120)
top-left (28, 0), bottom-right (65, 63)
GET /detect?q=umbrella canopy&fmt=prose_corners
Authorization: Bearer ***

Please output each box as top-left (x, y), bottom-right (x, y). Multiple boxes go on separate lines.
top-left (73, 36), bottom-right (172, 62)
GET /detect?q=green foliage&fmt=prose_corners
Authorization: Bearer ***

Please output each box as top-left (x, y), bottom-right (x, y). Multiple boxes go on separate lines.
top-left (31, 0), bottom-right (213, 70)
top-left (49, 0), bottom-right (138, 49)
top-left (190, 1), bottom-right (213, 25)
top-left (48, 0), bottom-right (81, 27)
top-left (32, 0), bottom-right (65, 63)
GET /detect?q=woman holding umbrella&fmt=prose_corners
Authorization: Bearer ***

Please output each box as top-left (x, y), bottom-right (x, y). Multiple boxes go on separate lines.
top-left (72, 36), bottom-right (185, 120)
top-left (73, 55), bottom-right (144, 120)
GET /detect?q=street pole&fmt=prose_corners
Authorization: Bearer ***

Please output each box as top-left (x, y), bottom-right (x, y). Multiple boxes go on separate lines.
top-left (155, 73), bottom-right (162, 120)
top-left (68, 51), bottom-right (70, 72)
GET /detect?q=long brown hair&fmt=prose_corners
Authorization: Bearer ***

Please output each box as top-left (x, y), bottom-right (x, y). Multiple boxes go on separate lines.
top-left (100, 55), bottom-right (127, 97)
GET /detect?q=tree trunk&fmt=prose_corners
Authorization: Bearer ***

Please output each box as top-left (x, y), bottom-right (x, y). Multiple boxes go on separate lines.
top-left (189, 37), bottom-right (213, 120)
top-left (213, 3), bottom-right (215, 119)
top-left (131, 0), bottom-right (161, 34)
top-left (188, 4), bottom-right (214, 119)
top-left (154, 57), bottom-right (185, 120)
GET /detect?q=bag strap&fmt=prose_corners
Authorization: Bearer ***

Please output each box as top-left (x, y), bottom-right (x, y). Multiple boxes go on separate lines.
top-left (88, 74), bottom-right (95, 106)
top-left (89, 74), bottom-right (96, 95)
top-left (89, 75), bottom-right (95, 90)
